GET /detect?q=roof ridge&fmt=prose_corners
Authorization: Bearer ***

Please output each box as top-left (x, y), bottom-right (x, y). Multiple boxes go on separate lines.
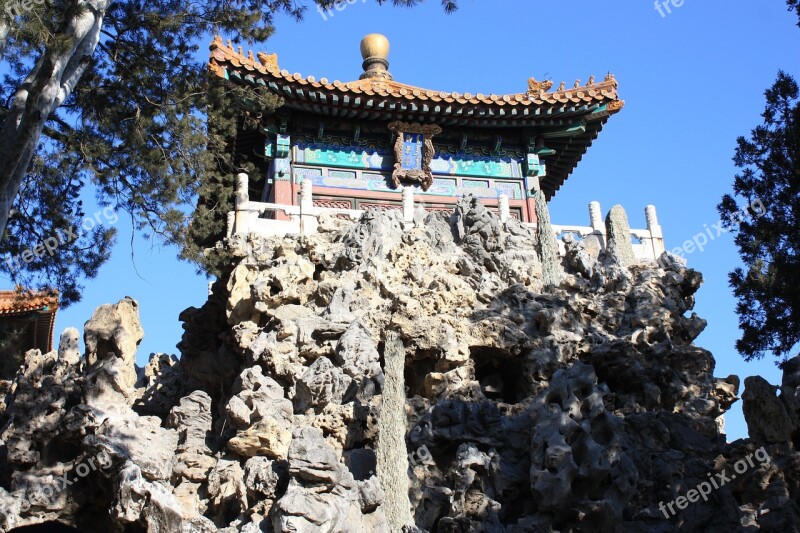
top-left (209, 36), bottom-right (621, 107)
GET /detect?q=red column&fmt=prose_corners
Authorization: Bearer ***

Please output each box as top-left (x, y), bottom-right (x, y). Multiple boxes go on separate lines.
top-left (526, 197), bottom-right (538, 224)
top-left (273, 180), bottom-right (293, 221)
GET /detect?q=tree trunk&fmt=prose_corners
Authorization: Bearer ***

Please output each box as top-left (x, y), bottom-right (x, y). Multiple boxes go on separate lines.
top-left (0, 0), bottom-right (110, 240)
top-left (0, 20), bottom-right (9, 59)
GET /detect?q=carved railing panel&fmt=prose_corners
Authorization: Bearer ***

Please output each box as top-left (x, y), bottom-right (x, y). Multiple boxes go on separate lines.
top-left (231, 175), bottom-right (666, 262)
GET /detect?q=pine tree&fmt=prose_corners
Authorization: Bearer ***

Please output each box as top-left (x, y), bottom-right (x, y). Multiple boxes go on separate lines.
top-left (179, 79), bottom-right (280, 278)
top-left (789, 0), bottom-right (800, 25)
top-left (718, 69), bottom-right (800, 361)
top-left (0, 0), bottom-right (458, 305)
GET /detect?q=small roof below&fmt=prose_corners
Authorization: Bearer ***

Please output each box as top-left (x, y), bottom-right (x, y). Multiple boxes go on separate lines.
top-left (0, 289), bottom-right (59, 353)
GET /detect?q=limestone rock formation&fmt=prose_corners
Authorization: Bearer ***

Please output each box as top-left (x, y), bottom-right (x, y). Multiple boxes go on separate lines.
top-left (225, 367), bottom-right (294, 460)
top-left (83, 297), bottom-right (144, 406)
top-left (533, 190), bottom-right (562, 288)
top-left (1, 195), bottom-right (800, 531)
top-left (377, 333), bottom-right (413, 531)
top-left (606, 204), bottom-right (636, 268)
top-left (529, 362), bottom-right (636, 524)
top-left (742, 376), bottom-right (795, 444)
top-left (57, 328), bottom-right (80, 366)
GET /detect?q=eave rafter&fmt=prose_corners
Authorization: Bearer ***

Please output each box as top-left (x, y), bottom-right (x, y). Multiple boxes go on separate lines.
top-left (209, 36), bottom-right (624, 127)
top-left (209, 36), bottom-right (624, 200)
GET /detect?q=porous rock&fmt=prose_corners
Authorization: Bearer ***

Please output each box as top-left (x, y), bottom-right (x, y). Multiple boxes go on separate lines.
top-left (2, 201), bottom-right (800, 532)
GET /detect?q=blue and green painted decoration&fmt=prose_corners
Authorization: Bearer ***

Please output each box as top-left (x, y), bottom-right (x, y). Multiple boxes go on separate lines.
top-left (293, 142), bottom-right (523, 180)
top-left (267, 138), bottom-right (529, 199)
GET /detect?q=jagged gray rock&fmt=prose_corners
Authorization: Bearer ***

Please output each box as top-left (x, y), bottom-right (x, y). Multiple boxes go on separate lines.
top-left (84, 296), bottom-right (143, 367)
top-left (273, 426), bottom-right (387, 532)
top-left (533, 190), bottom-right (563, 287)
top-left (3, 200), bottom-right (800, 532)
top-left (530, 362), bottom-right (636, 524)
top-left (83, 296), bottom-right (144, 406)
top-left (57, 328), bottom-right (80, 366)
top-left (295, 356), bottom-right (352, 410)
top-left (742, 376), bottom-right (795, 443)
top-left (135, 352), bottom-right (183, 416)
top-left (377, 332), bottom-right (413, 531)
top-left (605, 204), bottom-right (636, 267)
top-left (168, 390), bottom-right (215, 483)
top-left (562, 232), bottom-right (597, 278)
top-left (91, 412), bottom-right (179, 481)
top-left (225, 367), bottom-right (294, 459)
top-left (334, 319), bottom-right (382, 384)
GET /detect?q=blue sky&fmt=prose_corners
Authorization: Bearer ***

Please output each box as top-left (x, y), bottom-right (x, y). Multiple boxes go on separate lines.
top-left (42, 0), bottom-right (800, 441)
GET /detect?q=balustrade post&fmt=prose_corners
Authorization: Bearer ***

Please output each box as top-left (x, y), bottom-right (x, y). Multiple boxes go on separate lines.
top-left (402, 186), bottom-right (414, 228)
top-left (226, 211), bottom-right (235, 239)
top-left (645, 205), bottom-right (665, 258)
top-left (300, 179), bottom-right (317, 234)
top-left (499, 194), bottom-right (510, 224)
top-left (234, 173), bottom-right (250, 235)
top-left (589, 201), bottom-right (604, 232)
top-left (588, 200), bottom-right (606, 249)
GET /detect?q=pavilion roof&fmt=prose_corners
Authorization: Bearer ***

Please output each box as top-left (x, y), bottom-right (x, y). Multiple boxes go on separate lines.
top-left (0, 289), bottom-right (59, 353)
top-left (209, 36), bottom-right (625, 197)
top-left (0, 289), bottom-right (58, 316)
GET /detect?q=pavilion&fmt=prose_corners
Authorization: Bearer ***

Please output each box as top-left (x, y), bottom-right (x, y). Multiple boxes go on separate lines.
top-left (208, 34), bottom-right (624, 223)
top-left (0, 289), bottom-right (59, 377)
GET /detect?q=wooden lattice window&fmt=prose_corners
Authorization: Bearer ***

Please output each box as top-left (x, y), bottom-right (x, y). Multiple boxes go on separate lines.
top-left (313, 199), bottom-right (354, 210)
top-left (360, 203), bottom-right (403, 212)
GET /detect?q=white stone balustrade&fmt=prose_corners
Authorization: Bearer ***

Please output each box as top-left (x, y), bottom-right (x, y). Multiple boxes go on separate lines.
top-left (228, 174), bottom-right (667, 262)
top-left (499, 194), bottom-right (510, 223)
top-left (536, 200), bottom-right (666, 262)
top-left (402, 186), bottom-right (414, 229)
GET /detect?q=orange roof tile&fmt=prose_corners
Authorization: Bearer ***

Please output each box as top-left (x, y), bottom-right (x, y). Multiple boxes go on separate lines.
top-left (208, 36), bottom-right (624, 121)
top-left (0, 289), bottom-right (59, 316)
top-left (208, 36), bottom-right (625, 198)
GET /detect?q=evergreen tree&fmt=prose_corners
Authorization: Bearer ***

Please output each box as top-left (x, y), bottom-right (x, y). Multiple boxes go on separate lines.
top-left (718, 66), bottom-right (800, 361)
top-left (180, 79), bottom-right (280, 278)
top-left (0, 0), bottom-right (458, 305)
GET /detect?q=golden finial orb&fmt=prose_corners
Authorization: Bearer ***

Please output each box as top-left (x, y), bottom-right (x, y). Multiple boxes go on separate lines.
top-left (361, 34), bottom-right (390, 62)
top-left (359, 34), bottom-right (392, 81)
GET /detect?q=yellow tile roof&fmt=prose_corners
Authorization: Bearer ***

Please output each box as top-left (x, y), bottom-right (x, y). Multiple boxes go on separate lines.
top-left (209, 36), bottom-right (624, 114)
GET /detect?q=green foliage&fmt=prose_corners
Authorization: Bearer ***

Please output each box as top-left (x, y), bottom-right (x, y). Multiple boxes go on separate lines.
top-left (0, 0), bottom-right (458, 306)
top-left (718, 71), bottom-right (800, 361)
top-left (790, 0), bottom-right (800, 26)
top-left (0, 150), bottom-right (115, 306)
top-left (179, 79), bottom-right (280, 277)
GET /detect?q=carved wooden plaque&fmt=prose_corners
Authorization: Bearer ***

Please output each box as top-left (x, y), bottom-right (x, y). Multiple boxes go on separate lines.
top-left (387, 121), bottom-right (442, 191)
